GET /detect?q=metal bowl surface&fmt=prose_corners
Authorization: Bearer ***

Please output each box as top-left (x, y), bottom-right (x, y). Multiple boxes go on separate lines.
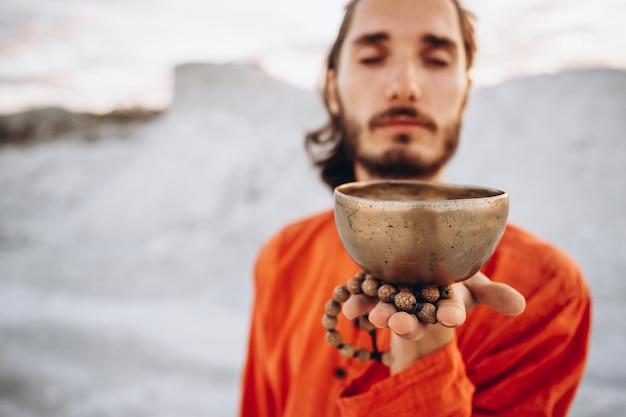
top-left (334, 180), bottom-right (509, 286)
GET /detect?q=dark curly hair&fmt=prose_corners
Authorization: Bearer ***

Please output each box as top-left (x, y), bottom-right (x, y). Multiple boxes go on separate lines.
top-left (304, 0), bottom-right (477, 190)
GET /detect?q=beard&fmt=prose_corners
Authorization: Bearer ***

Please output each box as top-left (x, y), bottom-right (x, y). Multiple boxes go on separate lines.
top-left (341, 110), bottom-right (462, 180)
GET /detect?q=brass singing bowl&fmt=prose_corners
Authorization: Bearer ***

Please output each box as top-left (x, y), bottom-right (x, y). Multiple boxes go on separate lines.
top-left (334, 180), bottom-right (509, 286)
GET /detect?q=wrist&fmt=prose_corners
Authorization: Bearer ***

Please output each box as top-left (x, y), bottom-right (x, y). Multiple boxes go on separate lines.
top-left (390, 325), bottom-right (455, 374)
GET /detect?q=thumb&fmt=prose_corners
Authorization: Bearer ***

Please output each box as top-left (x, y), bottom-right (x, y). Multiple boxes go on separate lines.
top-left (465, 272), bottom-right (526, 316)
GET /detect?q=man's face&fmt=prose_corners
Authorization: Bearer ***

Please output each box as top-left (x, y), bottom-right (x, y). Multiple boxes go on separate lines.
top-left (327, 0), bottom-right (471, 180)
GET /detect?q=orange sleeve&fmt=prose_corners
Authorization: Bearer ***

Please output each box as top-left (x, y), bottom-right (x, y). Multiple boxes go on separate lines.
top-left (463, 235), bottom-right (592, 417)
top-left (239, 310), bottom-right (274, 417)
top-left (239, 237), bottom-right (281, 417)
top-left (337, 338), bottom-right (474, 417)
top-left (469, 270), bottom-right (591, 416)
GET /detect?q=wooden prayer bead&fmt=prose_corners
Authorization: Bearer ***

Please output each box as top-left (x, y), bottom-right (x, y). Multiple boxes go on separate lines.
top-left (420, 286), bottom-right (441, 303)
top-left (416, 302), bottom-right (437, 324)
top-left (381, 351), bottom-right (394, 367)
top-left (347, 274), bottom-right (365, 294)
top-left (358, 316), bottom-right (375, 333)
top-left (394, 290), bottom-right (417, 312)
top-left (324, 272), bottom-right (452, 368)
top-left (355, 348), bottom-right (371, 362)
top-left (439, 285), bottom-right (454, 299)
top-left (322, 314), bottom-right (338, 330)
top-left (361, 276), bottom-right (380, 297)
top-left (333, 285), bottom-right (350, 303)
top-left (339, 342), bottom-right (355, 358)
top-left (325, 299), bottom-right (341, 317)
top-left (326, 330), bottom-right (342, 347)
top-left (378, 283), bottom-right (397, 303)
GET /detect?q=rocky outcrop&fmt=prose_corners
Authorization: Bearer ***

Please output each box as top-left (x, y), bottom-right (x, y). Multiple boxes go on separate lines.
top-left (0, 107), bottom-right (161, 145)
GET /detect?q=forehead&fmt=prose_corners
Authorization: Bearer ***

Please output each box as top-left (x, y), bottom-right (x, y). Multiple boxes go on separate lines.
top-left (346, 0), bottom-right (463, 46)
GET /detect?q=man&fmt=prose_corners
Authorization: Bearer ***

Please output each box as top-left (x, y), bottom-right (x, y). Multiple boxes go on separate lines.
top-left (240, 0), bottom-right (590, 416)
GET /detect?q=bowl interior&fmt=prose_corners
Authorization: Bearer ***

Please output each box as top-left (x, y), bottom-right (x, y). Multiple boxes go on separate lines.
top-left (338, 180), bottom-right (505, 201)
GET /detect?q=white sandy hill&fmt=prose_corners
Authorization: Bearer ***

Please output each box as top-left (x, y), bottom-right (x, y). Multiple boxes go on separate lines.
top-left (0, 63), bottom-right (624, 417)
top-left (449, 68), bottom-right (626, 296)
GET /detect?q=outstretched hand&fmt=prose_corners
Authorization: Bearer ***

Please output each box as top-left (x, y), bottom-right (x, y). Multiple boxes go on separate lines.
top-left (342, 272), bottom-right (526, 373)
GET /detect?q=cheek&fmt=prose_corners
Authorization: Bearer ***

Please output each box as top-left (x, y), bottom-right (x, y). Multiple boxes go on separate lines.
top-left (338, 84), bottom-right (371, 123)
top-left (336, 65), bottom-right (382, 118)
top-left (430, 77), bottom-right (468, 117)
top-left (338, 77), bottom-right (383, 125)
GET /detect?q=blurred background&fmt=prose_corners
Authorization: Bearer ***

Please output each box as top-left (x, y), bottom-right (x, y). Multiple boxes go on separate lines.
top-left (2, 0), bottom-right (626, 113)
top-left (0, 0), bottom-right (625, 416)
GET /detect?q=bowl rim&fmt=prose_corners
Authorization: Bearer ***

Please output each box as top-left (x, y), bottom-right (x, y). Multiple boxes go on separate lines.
top-left (334, 179), bottom-right (508, 206)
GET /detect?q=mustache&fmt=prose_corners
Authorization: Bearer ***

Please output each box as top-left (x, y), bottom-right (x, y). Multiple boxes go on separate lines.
top-left (368, 107), bottom-right (437, 132)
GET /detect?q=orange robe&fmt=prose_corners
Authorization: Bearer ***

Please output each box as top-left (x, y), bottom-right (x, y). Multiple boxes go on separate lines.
top-left (240, 210), bottom-right (591, 417)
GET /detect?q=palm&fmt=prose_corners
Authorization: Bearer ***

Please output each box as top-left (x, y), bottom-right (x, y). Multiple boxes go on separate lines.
top-left (343, 272), bottom-right (526, 341)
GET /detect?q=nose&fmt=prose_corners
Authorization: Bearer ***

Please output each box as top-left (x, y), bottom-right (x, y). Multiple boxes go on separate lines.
top-left (386, 61), bottom-right (421, 102)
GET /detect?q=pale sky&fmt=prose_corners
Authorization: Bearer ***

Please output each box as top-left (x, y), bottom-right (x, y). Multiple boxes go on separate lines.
top-left (0, 0), bottom-right (624, 113)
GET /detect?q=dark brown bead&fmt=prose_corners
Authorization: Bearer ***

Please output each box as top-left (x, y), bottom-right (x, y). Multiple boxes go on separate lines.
top-left (420, 286), bottom-right (441, 303)
top-left (346, 274), bottom-right (365, 294)
top-left (358, 316), bottom-right (375, 333)
top-left (394, 290), bottom-right (417, 312)
top-left (326, 330), bottom-right (342, 347)
top-left (333, 285), bottom-right (350, 303)
top-left (378, 283), bottom-right (397, 303)
top-left (416, 302), bottom-right (437, 324)
top-left (325, 299), bottom-right (341, 317)
top-left (439, 285), bottom-right (454, 299)
top-left (339, 342), bottom-right (355, 358)
top-left (361, 277), bottom-right (380, 297)
top-left (322, 314), bottom-right (338, 330)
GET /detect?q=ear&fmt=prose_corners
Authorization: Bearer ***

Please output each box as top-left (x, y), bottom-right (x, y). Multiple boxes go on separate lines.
top-left (325, 69), bottom-right (341, 116)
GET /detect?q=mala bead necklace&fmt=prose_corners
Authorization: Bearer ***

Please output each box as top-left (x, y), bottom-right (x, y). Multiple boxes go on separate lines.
top-left (322, 271), bottom-right (454, 365)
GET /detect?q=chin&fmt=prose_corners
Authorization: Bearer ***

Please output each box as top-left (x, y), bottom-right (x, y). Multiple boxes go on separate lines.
top-left (392, 133), bottom-right (412, 144)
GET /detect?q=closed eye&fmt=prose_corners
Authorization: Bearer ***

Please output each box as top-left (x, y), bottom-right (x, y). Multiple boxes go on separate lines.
top-left (426, 58), bottom-right (449, 67)
top-left (360, 56), bottom-right (385, 65)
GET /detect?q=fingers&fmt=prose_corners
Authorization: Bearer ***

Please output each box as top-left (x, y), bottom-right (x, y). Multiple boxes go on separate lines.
top-left (342, 294), bottom-right (378, 320)
top-left (388, 311), bottom-right (427, 340)
top-left (368, 301), bottom-right (397, 327)
top-left (369, 302), bottom-right (427, 341)
top-left (436, 296), bottom-right (467, 328)
top-left (345, 291), bottom-right (464, 338)
top-left (343, 296), bottom-right (427, 341)
top-left (342, 272), bottom-right (526, 343)
top-left (465, 272), bottom-right (526, 316)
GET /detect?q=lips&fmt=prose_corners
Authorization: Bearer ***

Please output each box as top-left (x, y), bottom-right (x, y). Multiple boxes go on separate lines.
top-left (379, 117), bottom-right (426, 127)
top-left (369, 107), bottom-right (437, 132)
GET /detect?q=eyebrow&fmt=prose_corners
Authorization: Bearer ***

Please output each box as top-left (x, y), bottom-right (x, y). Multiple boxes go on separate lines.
top-left (352, 32), bottom-right (390, 46)
top-left (422, 34), bottom-right (458, 53)
top-left (352, 32), bottom-right (458, 54)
